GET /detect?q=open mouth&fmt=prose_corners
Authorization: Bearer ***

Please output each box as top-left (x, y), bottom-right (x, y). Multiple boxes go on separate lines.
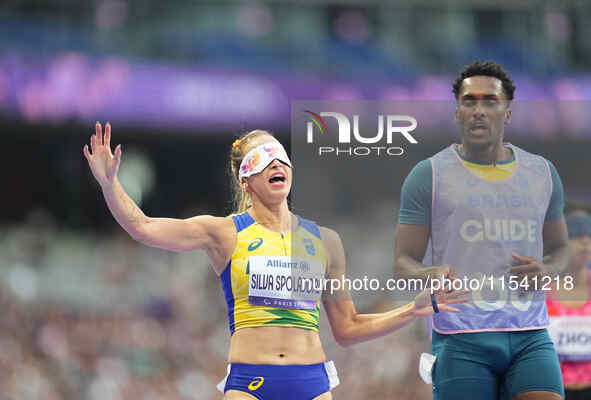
top-left (470, 123), bottom-right (488, 132)
top-left (269, 173), bottom-right (286, 184)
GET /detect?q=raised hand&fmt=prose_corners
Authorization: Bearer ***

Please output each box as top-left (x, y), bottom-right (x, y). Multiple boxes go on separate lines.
top-left (83, 122), bottom-right (122, 188)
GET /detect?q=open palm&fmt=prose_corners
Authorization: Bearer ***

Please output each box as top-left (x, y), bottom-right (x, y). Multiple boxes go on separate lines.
top-left (83, 122), bottom-right (122, 187)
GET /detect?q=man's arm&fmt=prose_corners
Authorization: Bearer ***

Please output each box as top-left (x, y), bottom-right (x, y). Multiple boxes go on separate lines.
top-left (393, 160), bottom-right (455, 282)
top-left (542, 160), bottom-right (570, 275)
top-left (508, 159), bottom-right (569, 282)
top-left (542, 218), bottom-right (570, 275)
top-left (322, 227), bottom-right (466, 347)
top-left (395, 224), bottom-right (429, 279)
top-left (509, 218), bottom-right (570, 283)
top-left (395, 224), bottom-right (456, 284)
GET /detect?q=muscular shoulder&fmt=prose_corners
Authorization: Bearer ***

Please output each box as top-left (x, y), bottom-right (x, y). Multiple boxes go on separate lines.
top-left (403, 159), bottom-right (433, 187)
top-left (319, 226), bottom-right (341, 247)
top-left (543, 159), bottom-right (565, 222)
top-left (398, 159), bottom-right (432, 226)
top-left (522, 154), bottom-right (564, 222)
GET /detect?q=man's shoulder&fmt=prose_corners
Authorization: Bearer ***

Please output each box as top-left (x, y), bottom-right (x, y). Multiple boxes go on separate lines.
top-left (406, 159), bottom-right (433, 183)
top-left (510, 144), bottom-right (555, 173)
top-left (413, 158), bottom-right (433, 169)
top-left (510, 144), bottom-right (549, 162)
top-left (410, 143), bottom-right (457, 169)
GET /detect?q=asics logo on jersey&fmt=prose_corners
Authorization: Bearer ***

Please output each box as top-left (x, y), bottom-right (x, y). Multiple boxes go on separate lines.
top-left (248, 238), bottom-right (263, 251)
top-left (248, 377), bottom-right (264, 390)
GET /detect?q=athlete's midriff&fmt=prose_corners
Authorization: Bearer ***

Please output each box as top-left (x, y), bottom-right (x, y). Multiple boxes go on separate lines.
top-left (228, 326), bottom-right (326, 365)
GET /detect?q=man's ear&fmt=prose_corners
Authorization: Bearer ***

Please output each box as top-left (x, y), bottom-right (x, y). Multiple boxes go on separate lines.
top-left (504, 107), bottom-right (512, 125)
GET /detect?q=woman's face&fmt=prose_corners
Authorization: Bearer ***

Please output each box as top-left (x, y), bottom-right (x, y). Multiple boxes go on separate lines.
top-left (241, 135), bottom-right (292, 206)
top-left (570, 235), bottom-right (591, 268)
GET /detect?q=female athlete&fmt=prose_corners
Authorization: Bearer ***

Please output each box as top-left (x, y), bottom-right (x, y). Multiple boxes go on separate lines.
top-left (83, 123), bottom-right (467, 400)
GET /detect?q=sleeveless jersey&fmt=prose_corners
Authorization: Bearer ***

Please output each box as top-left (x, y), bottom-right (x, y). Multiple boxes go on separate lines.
top-left (427, 143), bottom-right (553, 333)
top-left (220, 212), bottom-right (328, 335)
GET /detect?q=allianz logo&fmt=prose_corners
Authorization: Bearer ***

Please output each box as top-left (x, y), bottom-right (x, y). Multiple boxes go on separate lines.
top-left (460, 218), bottom-right (537, 243)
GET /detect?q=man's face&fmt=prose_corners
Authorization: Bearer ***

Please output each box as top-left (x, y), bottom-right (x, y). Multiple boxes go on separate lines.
top-left (455, 76), bottom-right (511, 151)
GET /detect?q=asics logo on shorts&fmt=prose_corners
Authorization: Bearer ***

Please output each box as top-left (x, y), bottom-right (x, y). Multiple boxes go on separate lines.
top-left (248, 377), bottom-right (264, 390)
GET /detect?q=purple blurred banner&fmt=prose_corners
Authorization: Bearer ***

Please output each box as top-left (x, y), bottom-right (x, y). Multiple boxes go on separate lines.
top-left (1, 52), bottom-right (591, 136)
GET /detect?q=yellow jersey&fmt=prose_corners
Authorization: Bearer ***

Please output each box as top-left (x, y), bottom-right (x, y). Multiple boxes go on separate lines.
top-left (220, 211), bottom-right (328, 334)
top-left (455, 144), bottom-right (516, 181)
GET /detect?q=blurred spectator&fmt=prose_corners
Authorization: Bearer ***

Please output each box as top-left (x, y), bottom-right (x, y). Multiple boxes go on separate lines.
top-left (547, 213), bottom-right (591, 399)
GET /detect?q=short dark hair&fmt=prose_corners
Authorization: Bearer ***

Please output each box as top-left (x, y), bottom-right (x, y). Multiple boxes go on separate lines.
top-left (452, 61), bottom-right (515, 101)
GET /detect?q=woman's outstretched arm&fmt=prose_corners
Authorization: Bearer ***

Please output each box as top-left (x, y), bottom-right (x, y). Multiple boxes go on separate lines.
top-left (321, 226), bottom-right (468, 347)
top-left (83, 122), bottom-right (234, 266)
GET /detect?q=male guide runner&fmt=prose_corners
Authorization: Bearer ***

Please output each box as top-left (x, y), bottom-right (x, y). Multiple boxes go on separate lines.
top-left (395, 61), bottom-right (570, 400)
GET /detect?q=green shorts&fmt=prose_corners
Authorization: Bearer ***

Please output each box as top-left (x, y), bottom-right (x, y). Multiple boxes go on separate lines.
top-left (431, 329), bottom-right (564, 400)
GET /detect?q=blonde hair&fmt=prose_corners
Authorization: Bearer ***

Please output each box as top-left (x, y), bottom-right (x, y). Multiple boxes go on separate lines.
top-left (230, 130), bottom-right (274, 213)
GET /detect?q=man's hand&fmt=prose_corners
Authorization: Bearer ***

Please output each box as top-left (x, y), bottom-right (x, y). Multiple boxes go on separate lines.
top-left (506, 253), bottom-right (550, 291)
top-left (83, 122), bottom-right (122, 188)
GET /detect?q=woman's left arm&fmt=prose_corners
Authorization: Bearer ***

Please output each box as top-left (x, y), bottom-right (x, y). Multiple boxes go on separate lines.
top-left (320, 226), bottom-right (467, 347)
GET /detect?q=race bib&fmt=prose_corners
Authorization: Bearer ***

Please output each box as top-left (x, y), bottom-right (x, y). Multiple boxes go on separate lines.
top-left (248, 256), bottom-right (324, 310)
top-left (548, 315), bottom-right (591, 361)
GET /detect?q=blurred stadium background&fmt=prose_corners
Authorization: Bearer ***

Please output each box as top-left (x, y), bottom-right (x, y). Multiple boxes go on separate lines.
top-left (1, 1), bottom-right (590, 399)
